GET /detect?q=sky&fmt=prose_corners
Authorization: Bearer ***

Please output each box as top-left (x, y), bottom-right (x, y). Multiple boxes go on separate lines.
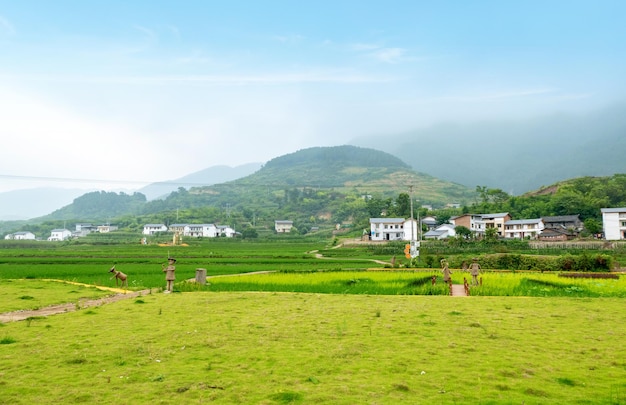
top-left (1, 0), bottom-right (625, 193)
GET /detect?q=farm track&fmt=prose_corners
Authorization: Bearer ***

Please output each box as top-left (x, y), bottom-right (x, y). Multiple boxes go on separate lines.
top-left (0, 280), bottom-right (155, 323)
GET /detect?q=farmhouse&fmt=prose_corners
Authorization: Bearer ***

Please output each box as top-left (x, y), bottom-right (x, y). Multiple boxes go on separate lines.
top-left (369, 218), bottom-right (418, 241)
top-left (97, 224), bottom-right (118, 233)
top-left (538, 227), bottom-right (573, 241)
top-left (601, 207), bottom-right (626, 240)
top-left (542, 215), bottom-right (583, 233)
top-left (420, 216), bottom-right (437, 231)
top-left (450, 214), bottom-right (484, 235)
top-left (48, 229), bottom-right (72, 241)
top-left (275, 220), bottom-right (294, 233)
top-left (423, 223), bottom-right (456, 240)
top-left (186, 224), bottom-right (218, 238)
top-left (503, 218), bottom-right (544, 239)
top-left (142, 224), bottom-right (168, 235)
top-left (4, 231), bottom-right (36, 240)
top-left (217, 225), bottom-right (237, 237)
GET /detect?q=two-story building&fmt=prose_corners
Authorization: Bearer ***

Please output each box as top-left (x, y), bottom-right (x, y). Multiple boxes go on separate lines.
top-left (369, 218), bottom-right (418, 241)
top-left (142, 224), bottom-right (168, 235)
top-left (48, 229), bottom-right (72, 241)
top-left (217, 225), bottom-right (237, 237)
top-left (503, 219), bottom-right (544, 239)
top-left (601, 208), bottom-right (626, 240)
top-left (275, 220), bottom-right (294, 233)
top-left (187, 224), bottom-right (219, 238)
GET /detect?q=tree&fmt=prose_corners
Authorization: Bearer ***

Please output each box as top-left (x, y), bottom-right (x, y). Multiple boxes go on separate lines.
top-left (583, 218), bottom-right (602, 236)
top-left (485, 227), bottom-right (498, 241)
top-left (241, 228), bottom-right (258, 239)
top-left (455, 225), bottom-right (472, 239)
top-left (394, 193), bottom-right (411, 218)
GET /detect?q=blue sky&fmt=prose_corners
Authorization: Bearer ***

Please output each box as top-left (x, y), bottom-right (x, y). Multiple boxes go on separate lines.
top-left (1, 0), bottom-right (625, 192)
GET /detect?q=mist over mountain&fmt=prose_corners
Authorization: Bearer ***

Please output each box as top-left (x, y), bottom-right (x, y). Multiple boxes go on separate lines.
top-left (351, 102), bottom-right (626, 195)
top-left (0, 187), bottom-right (93, 221)
top-left (137, 163), bottom-right (263, 200)
top-left (0, 164), bottom-right (263, 221)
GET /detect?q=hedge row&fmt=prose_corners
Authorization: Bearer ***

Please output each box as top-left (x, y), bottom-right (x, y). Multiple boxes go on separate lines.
top-left (428, 253), bottom-right (614, 272)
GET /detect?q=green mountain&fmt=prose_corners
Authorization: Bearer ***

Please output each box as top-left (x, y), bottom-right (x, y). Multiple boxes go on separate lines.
top-left (23, 146), bottom-right (474, 231)
top-left (187, 145), bottom-right (475, 205)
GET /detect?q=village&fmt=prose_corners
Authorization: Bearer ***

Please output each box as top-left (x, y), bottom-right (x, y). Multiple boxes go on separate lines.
top-left (5, 207), bottom-right (626, 242)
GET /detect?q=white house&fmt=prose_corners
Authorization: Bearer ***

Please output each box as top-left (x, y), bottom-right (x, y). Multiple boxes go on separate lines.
top-left (424, 223), bottom-right (456, 240)
top-left (503, 219), bottom-right (544, 239)
top-left (186, 224), bottom-right (218, 238)
top-left (48, 229), bottom-right (72, 241)
top-left (369, 218), bottom-right (418, 241)
top-left (142, 224), bottom-right (168, 235)
top-left (168, 224), bottom-right (187, 235)
top-left (217, 225), bottom-right (237, 237)
top-left (601, 208), bottom-right (626, 240)
top-left (275, 220), bottom-right (294, 233)
top-left (97, 225), bottom-right (118, 233)
top-left (5, 231), bottom-right (36, 240)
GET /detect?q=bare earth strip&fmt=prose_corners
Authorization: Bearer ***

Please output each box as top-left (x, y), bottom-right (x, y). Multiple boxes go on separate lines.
top-left (0, 279), bottom-right (153, 323)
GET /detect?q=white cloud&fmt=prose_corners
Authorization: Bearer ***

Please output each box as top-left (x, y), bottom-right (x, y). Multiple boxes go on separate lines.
top-left (439, 88), bottom-right (558, 102)
top-left (272, 34), bottom-right (304, 44)
top-left (369, 47), bottom-right (407, 64)
top-left (0, 70), bottom-right (396, 85)
top-left (0, 15), bottom-right (16, 36)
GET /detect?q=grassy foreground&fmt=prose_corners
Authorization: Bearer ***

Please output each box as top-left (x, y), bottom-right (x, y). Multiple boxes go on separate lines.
top-left (1, 291), bottom-right (626, 404)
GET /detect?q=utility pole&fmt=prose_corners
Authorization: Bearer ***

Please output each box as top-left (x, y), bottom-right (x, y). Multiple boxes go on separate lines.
top-left (408, 185), bottom-right (419, 260)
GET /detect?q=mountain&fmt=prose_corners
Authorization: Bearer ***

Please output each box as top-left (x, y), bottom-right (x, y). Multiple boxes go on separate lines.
top-left (137, 163), bottom-right (262, 200)
top-left (188, 145), bottom-right (475, 204)
top-left (0, 163), bottom-right (263, 221)
top-left (30, 146), bottom-right (476, 224)
top-left (351, 102), bottom-right (626, 195)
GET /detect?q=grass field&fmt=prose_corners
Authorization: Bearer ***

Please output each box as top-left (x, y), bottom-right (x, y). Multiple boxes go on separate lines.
top-left (2, 240), bottom-right (626, 403)
top-left (1, 289), bottom-right (625, 404)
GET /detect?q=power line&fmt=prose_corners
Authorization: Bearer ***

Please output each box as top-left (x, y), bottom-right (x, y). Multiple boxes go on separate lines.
top-left (0, 173), bottom-right (441, 192)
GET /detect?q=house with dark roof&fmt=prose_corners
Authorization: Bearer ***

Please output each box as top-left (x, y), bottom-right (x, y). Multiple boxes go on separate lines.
top-left (538, 227), bottom-right (575, 241)
top-left (542, 215), bottom-right (583, 233)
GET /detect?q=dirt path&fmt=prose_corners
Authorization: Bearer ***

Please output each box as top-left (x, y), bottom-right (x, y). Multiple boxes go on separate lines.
top-left (309, 249), bottom-right (390, 266)
top-left (0, 280), bottom-right (154, 323)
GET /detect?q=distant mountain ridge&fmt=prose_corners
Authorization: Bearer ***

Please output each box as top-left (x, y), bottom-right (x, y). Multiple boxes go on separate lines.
top-left (137, 162), bottom-right (262, 200)
top-left (0, 163), bottom-right (262, 221)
